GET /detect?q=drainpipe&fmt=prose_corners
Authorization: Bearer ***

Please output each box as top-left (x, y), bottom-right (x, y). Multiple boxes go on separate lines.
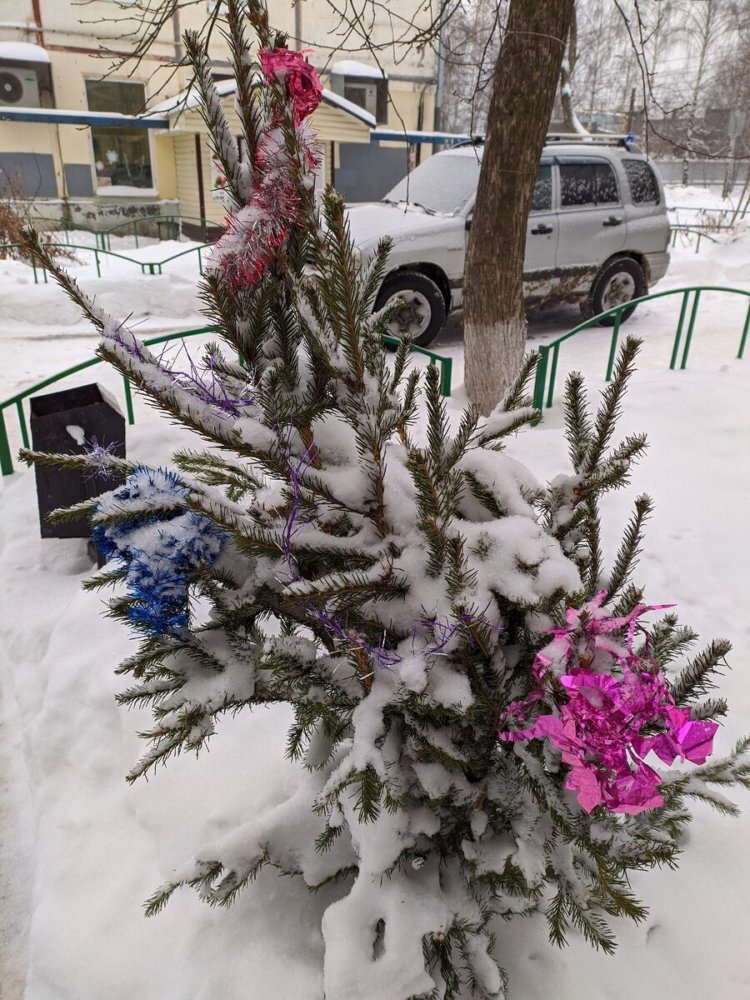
top-left (416, 87), bottom-right (425, 166)
top-left (172, 6), bottom-right (182, 65)
top-left (294, 0), bottom-right (302, 50)
top-left (433, 17), bottom-right (446, 132)
top-left (30, 0), bottom-right (44, 46)
top-left (195, 134), bottom-right (207, 240)
top-left (52, 122), bottom-right (71, 219)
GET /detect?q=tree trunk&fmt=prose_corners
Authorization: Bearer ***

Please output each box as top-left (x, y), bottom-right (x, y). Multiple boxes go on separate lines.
top-left (463, 0), bottom-right (575, 414)
top-left (559, 60), bottom-right (579, 135)
top-left (681, 0), bottom-right (715, 187)
top-left (560, 8), bottom-right (584, 134)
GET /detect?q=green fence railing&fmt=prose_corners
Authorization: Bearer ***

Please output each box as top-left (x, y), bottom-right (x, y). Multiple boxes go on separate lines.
top-left (532, 285), bottom-right (750, 412)
top-left (29, 213), bottom-right (216, 251)
top-left (27, 216), bottom-right (103, 248)
top-left (100, 213), bottom-right (214, 248)
top-left (669, 224), bottom-right (731, 253)
top-left (668, 204), bottom-right (747, 220)
top-left (0, 242), bottom-right (208, 281)
top-left (0, 327), bottom-right (453, 476)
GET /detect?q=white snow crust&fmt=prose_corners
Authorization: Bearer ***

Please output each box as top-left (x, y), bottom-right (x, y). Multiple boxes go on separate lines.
top-left (330, 59), bottom-right (386, 79)
top-left (0, 42), bottom-right (50, 63)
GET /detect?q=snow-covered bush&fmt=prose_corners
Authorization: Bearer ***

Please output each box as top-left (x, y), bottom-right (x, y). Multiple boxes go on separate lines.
top-left (22, 2), bottom-right (749, 997)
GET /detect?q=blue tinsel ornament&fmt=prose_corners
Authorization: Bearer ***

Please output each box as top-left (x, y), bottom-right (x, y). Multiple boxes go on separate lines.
top-left (92, 466), bottom-right (227, 636)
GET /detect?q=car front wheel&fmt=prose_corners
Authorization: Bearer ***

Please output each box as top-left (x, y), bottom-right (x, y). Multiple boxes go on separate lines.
top-left (581, 257), bottom-right (646, 326)
top-left (374, 271), bottom-right (447, 347)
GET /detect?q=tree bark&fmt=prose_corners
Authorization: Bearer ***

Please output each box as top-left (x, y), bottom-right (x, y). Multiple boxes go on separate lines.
top-left (463, 0), bottom-right (575, 415)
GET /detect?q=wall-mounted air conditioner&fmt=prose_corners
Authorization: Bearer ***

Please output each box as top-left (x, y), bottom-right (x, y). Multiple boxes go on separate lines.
top-left (0, 67), bottom-right (41, 108)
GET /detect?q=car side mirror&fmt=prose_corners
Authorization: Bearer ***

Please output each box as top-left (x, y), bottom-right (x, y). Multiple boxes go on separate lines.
top-left (465, 213), bottom-right (473, 231)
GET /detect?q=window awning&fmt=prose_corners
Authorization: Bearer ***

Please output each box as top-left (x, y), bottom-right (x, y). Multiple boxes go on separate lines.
top-left (0, 107), bottom-right (170, 129)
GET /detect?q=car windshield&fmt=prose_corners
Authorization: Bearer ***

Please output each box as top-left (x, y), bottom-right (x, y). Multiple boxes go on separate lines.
top-left (383, 151), bottom-right (482, 215)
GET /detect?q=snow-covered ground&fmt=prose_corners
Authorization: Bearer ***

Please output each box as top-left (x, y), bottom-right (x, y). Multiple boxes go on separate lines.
top-left (1, 192), bottom-right (749, 1000)
top-left (0, 234), bottom-right (207, 401)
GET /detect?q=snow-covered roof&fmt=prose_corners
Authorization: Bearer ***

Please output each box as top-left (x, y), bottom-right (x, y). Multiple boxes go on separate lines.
top-left (146, 78), bottom-right (376, 129)
top-left (0, 41), bottom-right (50, 64)
top-left (330, 59), bottom-right (386, 79)
top-left (145, 78), bottom-right (237, 118)
top-left (320, 89), bottom-right (375, 127)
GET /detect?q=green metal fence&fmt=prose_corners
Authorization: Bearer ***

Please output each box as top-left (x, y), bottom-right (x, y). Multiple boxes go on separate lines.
top-left (668, 204), bottom-right (747, 220)
top-left (0, 327), bottom-right (453, 476)
top-left (28, 213), bottom-right (215, 251)
top-left (669, 225), bottom-right (730, 253)
top-left (0, 241), bottom-right (207, 281)
top-left (667, 205), bottom-right (744, 253)
top-left (532, 285), bottom-right (750, 411)
top-left (100, 214), bottom-right (214, 248)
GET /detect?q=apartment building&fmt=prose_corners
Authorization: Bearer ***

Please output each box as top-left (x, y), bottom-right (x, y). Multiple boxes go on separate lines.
top-left (0, 0), bottom-right (439, 224)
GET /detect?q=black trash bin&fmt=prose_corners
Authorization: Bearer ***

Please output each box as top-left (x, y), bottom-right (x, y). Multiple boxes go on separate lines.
top-left (30, 383), bottom-right (126, 538)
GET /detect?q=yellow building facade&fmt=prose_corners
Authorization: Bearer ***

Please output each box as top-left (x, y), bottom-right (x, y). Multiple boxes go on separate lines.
top-left (0, 0), bottom-right (438, 225)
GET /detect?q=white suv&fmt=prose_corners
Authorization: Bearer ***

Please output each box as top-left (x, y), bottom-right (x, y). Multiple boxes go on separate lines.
top-left (346, 135), bottom-right (671, 346)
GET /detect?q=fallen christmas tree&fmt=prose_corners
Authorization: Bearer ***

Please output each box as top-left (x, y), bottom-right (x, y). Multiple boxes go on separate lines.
top-left (21, 2), bottom-right (750, 997)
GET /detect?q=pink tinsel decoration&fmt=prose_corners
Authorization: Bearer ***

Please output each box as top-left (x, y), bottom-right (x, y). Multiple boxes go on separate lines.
top-left (209, 48), bottom-right (323, 291)
top-left (499, 593), bottom-right (719, 816)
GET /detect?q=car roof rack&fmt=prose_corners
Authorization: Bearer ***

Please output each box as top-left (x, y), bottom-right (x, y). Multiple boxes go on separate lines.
top-left (545, 132), bottom-right (639, 150)
top-left (450, 136), bottom-right (485, 148)
top-left (451, 132), bottom-right (640, 152)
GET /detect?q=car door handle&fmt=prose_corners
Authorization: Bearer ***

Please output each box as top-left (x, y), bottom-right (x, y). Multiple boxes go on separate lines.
top-left (531, 224), bottom-right (553, 235)
top-left (602, 216), bottom-right (623, 227)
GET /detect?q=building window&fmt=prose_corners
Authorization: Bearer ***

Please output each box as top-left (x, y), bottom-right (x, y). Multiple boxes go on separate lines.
top-left (341, 79), bottom-right (388, 123)
top-left (343, 81), bottom-right (374, 114)
top-left (85, 79), bottom-right (153, 191)
top-left (330, 62), bottom-right (389, 124)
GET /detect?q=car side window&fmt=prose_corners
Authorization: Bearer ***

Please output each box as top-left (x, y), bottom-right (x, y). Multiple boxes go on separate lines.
top-left (560, 162), bottom-right (595, 207)
top-left (560, 159), bottom-right (620, 208)
top-left (623, 159), bottom-right (661, 204)
top-left (531, 164), bottom-right (552, 212)
top-left (594, 162), bottom-right (619, 204)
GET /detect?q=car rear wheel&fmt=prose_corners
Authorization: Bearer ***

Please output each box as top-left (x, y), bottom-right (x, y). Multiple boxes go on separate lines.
top-left (374, 271), bottom-right (447, 347)
top-left (580, 257), bottom-right (646, 326)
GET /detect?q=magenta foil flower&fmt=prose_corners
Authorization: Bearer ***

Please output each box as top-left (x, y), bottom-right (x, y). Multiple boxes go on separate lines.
top-left (499, 594), bottom-right (719, 816)
top-left (260, 47), bottom-right (323, 125)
